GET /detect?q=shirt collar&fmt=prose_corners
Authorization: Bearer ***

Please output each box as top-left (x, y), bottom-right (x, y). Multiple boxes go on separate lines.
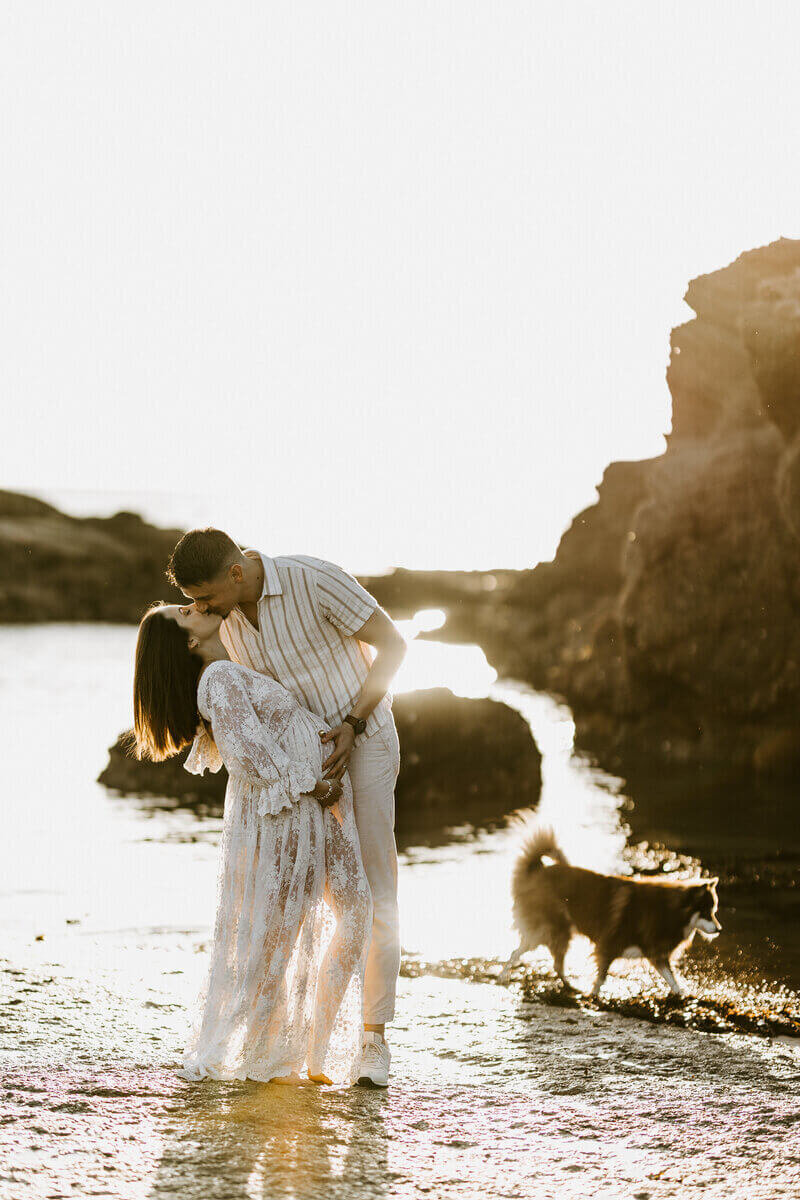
top-left (248, 550), bottom-right (283, 599)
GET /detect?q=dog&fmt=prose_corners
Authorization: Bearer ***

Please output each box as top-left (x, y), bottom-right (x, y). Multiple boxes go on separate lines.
top-left (500, 817), bottom-right (721, 996)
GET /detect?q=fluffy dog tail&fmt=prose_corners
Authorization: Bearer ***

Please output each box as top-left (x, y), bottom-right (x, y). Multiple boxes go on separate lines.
top-left (510, 812), bottom-right (567, 881)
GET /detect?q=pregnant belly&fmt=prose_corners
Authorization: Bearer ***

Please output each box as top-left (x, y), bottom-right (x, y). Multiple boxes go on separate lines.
top-left (282, 709), bottom-right (329, 777)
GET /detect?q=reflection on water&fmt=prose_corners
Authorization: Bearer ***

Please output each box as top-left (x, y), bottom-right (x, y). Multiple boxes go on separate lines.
top-left (147, 1083), bottom-right (392, 1199)
top-left (2, 623), bottom-right (799, 1199)
top-left (394, 608), bottom-right (496, 699)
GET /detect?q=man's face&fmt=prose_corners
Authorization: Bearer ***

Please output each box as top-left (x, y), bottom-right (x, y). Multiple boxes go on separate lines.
top-left (180, 564), bottom-right (242, 618)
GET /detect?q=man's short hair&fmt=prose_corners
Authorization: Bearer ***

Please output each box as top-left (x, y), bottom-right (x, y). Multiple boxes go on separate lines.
top-left (166, 528), bottom-right (242, 589)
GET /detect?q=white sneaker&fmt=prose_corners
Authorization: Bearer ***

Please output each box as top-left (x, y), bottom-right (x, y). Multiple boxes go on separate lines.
top-left (357, 1032), bottom-right (391, 1088)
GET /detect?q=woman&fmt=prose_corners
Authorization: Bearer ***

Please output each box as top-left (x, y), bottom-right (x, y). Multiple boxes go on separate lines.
top-left (132, 601), bottom-right (372, 1085)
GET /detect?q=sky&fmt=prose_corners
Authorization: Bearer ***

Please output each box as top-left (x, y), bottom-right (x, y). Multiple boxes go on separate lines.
top-left (2, 2), bottom-right (799, 572)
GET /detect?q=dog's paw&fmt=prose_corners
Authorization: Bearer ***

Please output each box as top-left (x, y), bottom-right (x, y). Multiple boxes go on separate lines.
top-left (497, 959), bottom-right (523, 984)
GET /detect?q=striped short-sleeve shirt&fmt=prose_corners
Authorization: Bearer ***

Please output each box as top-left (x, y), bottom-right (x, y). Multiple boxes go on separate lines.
top-left (219, 552), bottom-right (392, 743)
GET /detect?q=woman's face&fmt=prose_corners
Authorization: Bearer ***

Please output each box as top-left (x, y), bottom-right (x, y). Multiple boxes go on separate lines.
top-left (160, 604), bottom-right (222, 649)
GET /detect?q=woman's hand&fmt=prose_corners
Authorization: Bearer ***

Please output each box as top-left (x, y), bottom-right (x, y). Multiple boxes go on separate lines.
top-left (311, 778), bottom-right (343, 808)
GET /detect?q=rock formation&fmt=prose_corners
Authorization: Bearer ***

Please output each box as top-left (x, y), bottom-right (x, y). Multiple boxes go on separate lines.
top-left (0, 491), bottom-right (184, 623)
top-left (420, 238), bottom-right (800, 777)
top-left (99, 687), bottom-right (542, 846)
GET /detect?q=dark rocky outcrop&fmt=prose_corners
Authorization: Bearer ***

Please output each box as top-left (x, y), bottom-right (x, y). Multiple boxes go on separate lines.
top-left (417, 239), bottom-right (800, 778)
top-left (0, 491), bottom-right (184, 623)
top-left (99, 688), bottom-right (542, 846)
top-left (359, 568), bottom-right (521, 621)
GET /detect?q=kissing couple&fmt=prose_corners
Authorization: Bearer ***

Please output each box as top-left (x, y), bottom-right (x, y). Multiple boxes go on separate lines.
top-left (131, 529), bottom-right (407, 1087)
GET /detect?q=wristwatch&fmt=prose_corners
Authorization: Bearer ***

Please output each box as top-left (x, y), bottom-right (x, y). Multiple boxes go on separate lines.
top-left (344, 714), bottom-right (367, 737)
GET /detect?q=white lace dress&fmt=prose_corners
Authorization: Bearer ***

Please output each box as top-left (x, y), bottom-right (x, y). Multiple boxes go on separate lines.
top-left (178, 659), bottom-right (372, 1085)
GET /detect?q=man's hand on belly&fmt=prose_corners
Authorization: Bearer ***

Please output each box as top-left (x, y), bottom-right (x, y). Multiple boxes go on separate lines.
top-left (320, 723), bottom-right (356, 782)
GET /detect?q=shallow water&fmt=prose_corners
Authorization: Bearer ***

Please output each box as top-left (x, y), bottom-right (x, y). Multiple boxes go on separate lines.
top-left (1, 624), bottom-right (799, 1199)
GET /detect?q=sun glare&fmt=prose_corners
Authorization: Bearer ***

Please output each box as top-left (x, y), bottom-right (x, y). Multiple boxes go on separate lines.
top-left (393, 610), bottom-right (497, 699)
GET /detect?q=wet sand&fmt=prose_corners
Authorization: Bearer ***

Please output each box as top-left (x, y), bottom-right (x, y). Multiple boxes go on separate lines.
top-left (4, 950), bottom-right (800, 1200)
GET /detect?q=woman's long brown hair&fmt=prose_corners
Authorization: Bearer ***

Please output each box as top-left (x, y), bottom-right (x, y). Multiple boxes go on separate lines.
top-left (132, 603), bottom-right (205, 760)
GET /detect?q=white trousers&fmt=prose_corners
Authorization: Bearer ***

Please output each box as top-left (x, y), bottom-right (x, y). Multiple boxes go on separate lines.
top-left (346, 715), bottom-right (401, 1025)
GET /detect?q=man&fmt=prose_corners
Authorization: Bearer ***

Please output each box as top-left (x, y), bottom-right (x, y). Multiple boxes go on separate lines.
top-left (167, 528), bottom-right (406, 1087)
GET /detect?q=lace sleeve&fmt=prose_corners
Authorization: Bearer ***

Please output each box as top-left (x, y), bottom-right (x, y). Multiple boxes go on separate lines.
top-left (201, 664), bottom-right (318, 816)
top-left (184, 724), bottom-right (223, 776)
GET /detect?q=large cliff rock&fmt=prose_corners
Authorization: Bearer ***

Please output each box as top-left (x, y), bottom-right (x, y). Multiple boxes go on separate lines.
top-left (99, 688), bottom-right (542, 846)
top-left (0, 491), bottom-right (184, 622)
top-left (458, 238), bottom-right (800, 776)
